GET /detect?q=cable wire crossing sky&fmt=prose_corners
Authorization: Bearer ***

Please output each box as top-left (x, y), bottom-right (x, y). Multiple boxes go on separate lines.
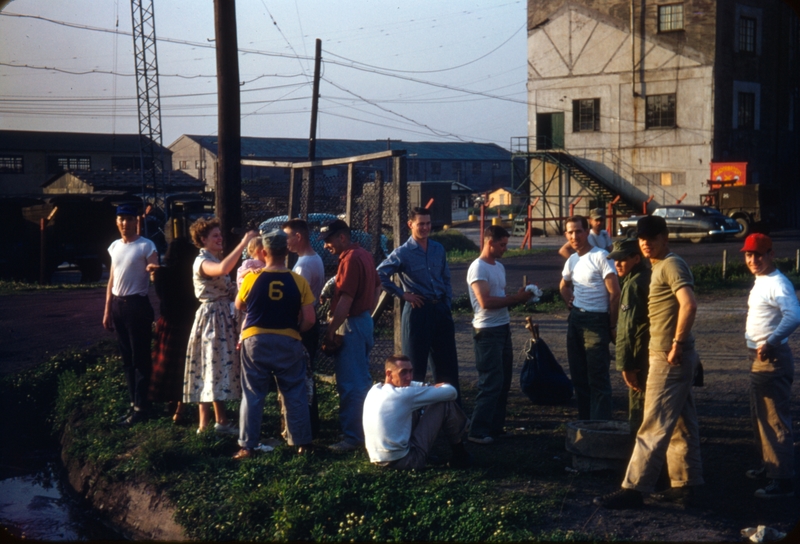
top-left (0, 0), bottom-right (528, 149)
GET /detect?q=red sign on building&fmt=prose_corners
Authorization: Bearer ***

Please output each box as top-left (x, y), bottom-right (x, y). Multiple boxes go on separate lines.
top-left (709, 162), bottom-right (747, 189)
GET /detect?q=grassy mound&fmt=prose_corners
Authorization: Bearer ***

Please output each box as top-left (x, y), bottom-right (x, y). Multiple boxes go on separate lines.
top-left (44, 349), bottom-right (585, 541)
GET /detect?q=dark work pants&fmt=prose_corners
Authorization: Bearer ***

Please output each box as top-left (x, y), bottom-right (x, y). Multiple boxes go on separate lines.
top-left (567, 309), bottom-right (612, 420)
top-left (300, 319), bottom-right (321, 439)
top-left (111, 294), bottom-right (154, 410)
top-left (470, 324), bottom-right (513, 438)
top-left (401, 301), bottom-right (461, 399)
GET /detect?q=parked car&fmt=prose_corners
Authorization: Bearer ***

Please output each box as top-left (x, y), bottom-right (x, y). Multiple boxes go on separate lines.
top-left (616, 205), bottom-right (742, 243)
top-left (258, 213), bottom-right (389, 274)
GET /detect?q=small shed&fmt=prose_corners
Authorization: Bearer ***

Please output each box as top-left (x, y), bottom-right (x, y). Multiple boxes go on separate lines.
top-left (486, 187), bottom-right (525, 208)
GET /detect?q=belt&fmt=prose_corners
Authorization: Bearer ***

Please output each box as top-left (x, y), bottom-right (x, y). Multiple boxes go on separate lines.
top-left (571, 306), bottom-right (605, 314)
top-left (113, 294), bottom-right (147, 301)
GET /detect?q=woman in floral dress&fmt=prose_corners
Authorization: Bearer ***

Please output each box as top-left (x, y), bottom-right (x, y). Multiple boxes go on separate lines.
top-left (183, 217), bottom-right (258, 434)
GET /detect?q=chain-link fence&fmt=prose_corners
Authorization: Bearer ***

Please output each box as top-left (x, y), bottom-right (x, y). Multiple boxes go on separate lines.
top-left (242, 151), bottom-right (408, 382)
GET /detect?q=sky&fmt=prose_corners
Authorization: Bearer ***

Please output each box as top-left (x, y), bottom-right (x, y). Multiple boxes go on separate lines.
top-left (0, 0), bottom-right (528, 150)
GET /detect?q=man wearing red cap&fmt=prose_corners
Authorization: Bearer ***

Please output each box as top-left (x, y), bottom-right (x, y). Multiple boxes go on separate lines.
top-left (741, 233), bottom-right (800, 498)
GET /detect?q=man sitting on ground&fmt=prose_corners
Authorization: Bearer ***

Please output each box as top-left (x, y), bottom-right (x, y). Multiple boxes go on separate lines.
top-left (363, 355), bottom-right (471, 470)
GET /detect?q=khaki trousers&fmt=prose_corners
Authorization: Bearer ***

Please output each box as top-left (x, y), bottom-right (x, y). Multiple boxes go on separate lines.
top-left (749, 343), bottom-right (795, 479)
top-left (622, 348), bottom-right (704, 493)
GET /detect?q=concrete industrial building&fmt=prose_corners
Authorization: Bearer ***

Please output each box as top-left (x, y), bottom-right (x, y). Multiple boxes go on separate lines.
top-left (521, 0), bottom-right (800, 232)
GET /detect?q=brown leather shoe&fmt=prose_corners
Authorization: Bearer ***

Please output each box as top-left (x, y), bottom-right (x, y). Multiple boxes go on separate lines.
top-left (232, 448), bottom-right (254, 460)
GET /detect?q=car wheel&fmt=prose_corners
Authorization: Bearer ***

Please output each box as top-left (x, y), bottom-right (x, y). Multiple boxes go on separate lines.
top-left (734, 216), bottom-right (750, 238)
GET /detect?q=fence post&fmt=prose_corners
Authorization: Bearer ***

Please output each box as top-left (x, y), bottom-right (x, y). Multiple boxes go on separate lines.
top-left (796, 249), bottom-right (799, 273)
top-left (39, 217), bottom-right (47, 284)
top-left (722, 250), bottom-right (727, 280)
top-left (345, 163), bottom-right (354, 225)
top-left (392, 154), bottom-right (408, 353)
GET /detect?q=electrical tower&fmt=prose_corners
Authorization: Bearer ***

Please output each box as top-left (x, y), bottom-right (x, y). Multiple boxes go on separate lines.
top-left (130, 0), bottom-right (165, 222)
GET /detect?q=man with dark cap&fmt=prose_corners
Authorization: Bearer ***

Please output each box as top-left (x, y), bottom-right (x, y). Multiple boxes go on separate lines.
top-left (103, 204), bottom-right (159, 426)
top-left (607, 238), bottom-right (650, 437)
top-left (740, 233), bottom-right (800, 498)
top-left (595, 214), bottom-right (703, 509)
top-left (234, 229), bottom-right (316, 459)
top-left (320, 219), bottom-right (382, 452)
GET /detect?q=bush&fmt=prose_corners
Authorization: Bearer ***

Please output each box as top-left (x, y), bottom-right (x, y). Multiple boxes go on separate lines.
top-left (430, 229), bottom-right (479, 252)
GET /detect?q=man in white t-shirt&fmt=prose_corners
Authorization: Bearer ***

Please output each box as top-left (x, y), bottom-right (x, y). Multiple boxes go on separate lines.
top-left (558, 207), bottom-right (613, 258)
top-left (102, 204), bottom-right (159, 426)
top-left (560, 215), bottom-right (620, 420)
top-left (466, 226), bottom-right (533, 444)
top-left (363, 355), bottom-right (471, 470)
top-left (741, 233), bottom-right (800, 499)
top-left (282, 218), bottom-right (326, 438)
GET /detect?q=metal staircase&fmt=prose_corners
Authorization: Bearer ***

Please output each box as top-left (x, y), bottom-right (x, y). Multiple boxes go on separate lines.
top-left (531, 151), bottom-right (639, 217)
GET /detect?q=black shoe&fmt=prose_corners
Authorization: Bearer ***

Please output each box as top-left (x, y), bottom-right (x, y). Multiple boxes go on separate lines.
top-left (755, 479), bottom-right (794, 499)
top-left (593, 488), bottom-right (643, 509)
top-left (651, 486), bottom-right (694, 505)
top-left (118, 410), bottom-right (147, 427)
top-left (746, 466), bottom-right (767, 479)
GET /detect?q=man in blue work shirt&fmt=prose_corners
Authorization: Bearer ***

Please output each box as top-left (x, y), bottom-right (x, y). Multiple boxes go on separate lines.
top-left (377, 207), bottom-right (460, 399)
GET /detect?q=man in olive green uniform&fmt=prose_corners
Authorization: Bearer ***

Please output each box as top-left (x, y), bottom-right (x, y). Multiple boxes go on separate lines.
top-left (595, 216), bottom-right (703, 509)
top-left (607, 238), bottom-right (650, 437)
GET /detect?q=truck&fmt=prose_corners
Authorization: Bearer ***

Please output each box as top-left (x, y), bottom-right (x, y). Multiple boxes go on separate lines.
top-left (699, 183), bottom-right (776, 238)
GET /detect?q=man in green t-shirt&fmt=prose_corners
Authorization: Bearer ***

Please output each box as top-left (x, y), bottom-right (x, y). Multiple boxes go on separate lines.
top-left (594, 215), bottom-right (703, 509)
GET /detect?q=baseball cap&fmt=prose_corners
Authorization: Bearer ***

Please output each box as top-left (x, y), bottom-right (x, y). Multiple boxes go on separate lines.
top-left (116, 204), bottom-right (138, 216)
top-left (740, 233), bottom-right (772, 254)
top-left (636, 215), bottom-right (668, 238)
top-left (589, 207), bottom-right (605, 220)
top-left (318, 219), bottom-right (349, 241)
top-left (607, 238), bottom-right (641, 261)
top-left (261, 229), bottom-right (288, 250)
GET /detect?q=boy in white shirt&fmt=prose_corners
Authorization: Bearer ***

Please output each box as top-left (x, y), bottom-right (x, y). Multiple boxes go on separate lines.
top-left (741, 233), bottom-right (800, 498)
top-left (363, 355), bottom-right (470, 469)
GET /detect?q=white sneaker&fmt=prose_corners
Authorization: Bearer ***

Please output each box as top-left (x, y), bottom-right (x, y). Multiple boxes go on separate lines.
top-left (214, 422), bottom-right (238, 436)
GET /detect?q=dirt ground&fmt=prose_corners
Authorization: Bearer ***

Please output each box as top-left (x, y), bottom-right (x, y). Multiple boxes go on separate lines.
top-left (452, 293), bottom-right (800, 542)
top-left (1, 284), bottom-right (799, 540)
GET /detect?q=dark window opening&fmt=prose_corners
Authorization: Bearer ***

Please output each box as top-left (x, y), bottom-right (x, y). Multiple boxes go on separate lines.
top-left (739, 16), bottom-right (756, 53)
top-left (572, 98), bottom-right (601, 132)
top-left (738, 92), bottom-right (755, 129)
top-left (646, 94), bottom-right (677, 128)
top-left (0, 155), bottom-right (23, 174)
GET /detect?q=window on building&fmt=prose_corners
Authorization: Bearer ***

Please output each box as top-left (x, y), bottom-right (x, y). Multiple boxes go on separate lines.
top-left (472, 162), bottom-right (482, 175)
top-left (431, 161), bottom-right (441, 175)
top-left (572, 98), bottom-right (600, 132)
top-left (738, 17), bottom-right (756, 53)
top-left (195, 160), bottom-right (206, 169)
top-left (0, 155), bottom-right (23, 174)
top-left (179, 160), bottom-right (189, 170)
top-left (111, 156), bottom-right (139, 171)
top-left (646, 94), bottom-right (677, 128)
top-left (50, 156), bottom-right (91, 172)
top-left (658, 4), bottom-right (684, 32)
top-left (738, 92), bottom-right (756, 129)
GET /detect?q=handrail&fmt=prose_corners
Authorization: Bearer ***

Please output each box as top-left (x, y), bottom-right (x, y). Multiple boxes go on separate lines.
top-left (510, 137), bottom-right (683, 211)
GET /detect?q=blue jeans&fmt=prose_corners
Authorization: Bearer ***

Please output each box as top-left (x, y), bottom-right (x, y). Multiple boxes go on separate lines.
top-left (334, 311), bottom-right (374, 445)
top-left (401, 301), bottom-right (460, 398)
top-left (470, 324), bottom-right (513, 438)
top-left (239, 334), bottom-right (312, 448)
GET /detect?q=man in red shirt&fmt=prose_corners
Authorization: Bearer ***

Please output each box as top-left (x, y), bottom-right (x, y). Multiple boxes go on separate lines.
top-left (320, 219), bottom-right (382, 452)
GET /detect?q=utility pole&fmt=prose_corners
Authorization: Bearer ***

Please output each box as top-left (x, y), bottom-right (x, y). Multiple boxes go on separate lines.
top-left (303, 38), bottom-right (322, 218)
top-left (214, 0), bottom-right (242, 251)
